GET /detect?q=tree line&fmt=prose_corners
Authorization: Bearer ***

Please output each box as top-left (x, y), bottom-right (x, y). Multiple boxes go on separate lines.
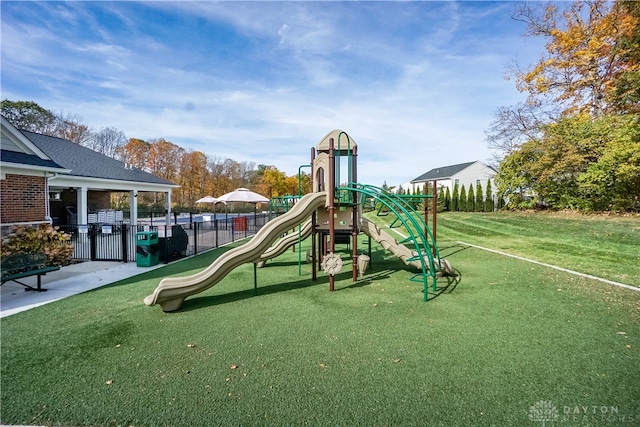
top-left (1, 100), bottom-right (310, 212)
top-left (487, 0), bottom-right (640, 212)
top-left (396, 181), bottom-right (497, 213)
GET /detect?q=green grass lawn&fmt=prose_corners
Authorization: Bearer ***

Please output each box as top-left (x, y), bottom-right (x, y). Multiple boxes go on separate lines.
top-left (1, 212), bottom-right (639, 426)
top-left (435, 211), bottom-right (640, 287)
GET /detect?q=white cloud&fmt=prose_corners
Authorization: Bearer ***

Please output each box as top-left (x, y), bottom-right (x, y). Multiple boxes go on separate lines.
top-left (1, 1), bottom-right (537, 187)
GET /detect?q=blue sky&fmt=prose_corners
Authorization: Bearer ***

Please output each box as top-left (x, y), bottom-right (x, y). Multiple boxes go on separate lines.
top-left (1, 1), bottom-right (543, 187)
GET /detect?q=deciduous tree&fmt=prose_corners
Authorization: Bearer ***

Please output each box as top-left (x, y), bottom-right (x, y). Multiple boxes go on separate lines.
top-left (1, 99), bottom-right (57, 133)
top-left (498, 113), bottom-right (639, 210)
top-left (147, 138), bottom-right (184, 182)
top-left (609, 0), bottom-right (640, 113)
top-left (492, 0), bottom-right (640, 211)
top-left (577, 114), bottom-right (640, 210)
top-left (54, 112), bottom-right (92, 145)
top-left (485, 102), bottom-right (550, 163)
top-left (116, 138), bottom-right (149, 169)
top-left (513, 0), bottom-right (637, 116)
top-left (87, 126), bottom-right (127, 158)
top-left (257, 166), bottom-right (288, 197)
top-left (176, 150), bottom-right (208, 208)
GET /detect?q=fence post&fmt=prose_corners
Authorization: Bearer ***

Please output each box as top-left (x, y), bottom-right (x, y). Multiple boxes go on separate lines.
top-left (214, 219), bottom-right (219, 248)
top-left (193, 222), bottom-right (198, 256)
top-left (121, 224), bottom-right (129, 263)
top-left (89, 223), bottom-right (97, 261)
top-left (162, 225), bottom-right (168, 264)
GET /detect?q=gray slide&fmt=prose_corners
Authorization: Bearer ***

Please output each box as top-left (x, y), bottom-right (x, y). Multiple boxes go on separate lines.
top-left (360, 217), bottom-right (421, 269)
top-left (360, 217), bottom-right (454, 277)
top-left (256, 218), bottom-right (313, 268)
top-left (145, 192), bottom-right (327, 311)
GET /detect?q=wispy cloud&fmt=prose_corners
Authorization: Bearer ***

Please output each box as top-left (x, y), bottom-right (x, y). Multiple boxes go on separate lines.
top-left (1, 1), bottom-right (539, 187)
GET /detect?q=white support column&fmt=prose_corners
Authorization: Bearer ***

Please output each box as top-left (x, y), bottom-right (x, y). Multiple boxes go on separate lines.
top-left (77, 186), bottom-right (88, 225)
top-left (44, 173), bottom-right (51, 221)
top-left (165, 191), bottom-right (172, 226)
top-left (130, 190), bottom-right (138, 225)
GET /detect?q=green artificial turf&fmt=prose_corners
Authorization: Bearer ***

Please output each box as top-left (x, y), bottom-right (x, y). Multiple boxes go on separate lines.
top-left (1, 214), bottom-right (639, 426)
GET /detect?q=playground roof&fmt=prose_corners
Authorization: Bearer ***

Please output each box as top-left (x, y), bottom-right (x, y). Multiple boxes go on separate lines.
top-left (316, 129), bottom-right (357, 153)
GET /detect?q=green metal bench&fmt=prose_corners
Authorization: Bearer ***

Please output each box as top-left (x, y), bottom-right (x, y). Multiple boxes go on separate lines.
top-left (1, 253), bottom-right (61, 292)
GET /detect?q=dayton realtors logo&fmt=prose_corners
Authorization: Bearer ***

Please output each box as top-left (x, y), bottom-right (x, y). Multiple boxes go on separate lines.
top-left (529, 400), bottom-right (559, 426)
top-left (529, 400), bottom-right (635, 425)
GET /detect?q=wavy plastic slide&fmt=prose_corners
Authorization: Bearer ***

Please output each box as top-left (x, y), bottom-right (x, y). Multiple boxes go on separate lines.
top-left (360, 217), bottom-right (421, 269)
top-left (145, 192), bottom-right (328, 311)
top-left (256, 218), bottom-right (313, 268)
top-left (360, 218), bottom-right (454, 277)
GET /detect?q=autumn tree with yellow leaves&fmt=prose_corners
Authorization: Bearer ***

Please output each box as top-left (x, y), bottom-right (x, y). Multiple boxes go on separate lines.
top-left (514, 0), bottom-right (639, 116)
top-left (490, 0), bottom-right (640, 211)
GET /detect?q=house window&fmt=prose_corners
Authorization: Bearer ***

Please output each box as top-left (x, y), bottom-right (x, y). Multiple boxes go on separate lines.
top-left (454, 179), bottom-right (460, 186)
top-left (476, 179), bottom-right (481, 185)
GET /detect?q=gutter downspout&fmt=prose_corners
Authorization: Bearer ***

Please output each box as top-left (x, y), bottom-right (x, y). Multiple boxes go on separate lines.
top-left (44, 172), bottom-right (59, 223)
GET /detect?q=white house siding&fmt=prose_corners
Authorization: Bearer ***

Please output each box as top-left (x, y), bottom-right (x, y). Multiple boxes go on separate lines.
top-left (450, 162), bottom-right (496, 198)
top-left (1, 133), bottom-right (21, 152)
top-left (398, 180), bottom-right (419, 193)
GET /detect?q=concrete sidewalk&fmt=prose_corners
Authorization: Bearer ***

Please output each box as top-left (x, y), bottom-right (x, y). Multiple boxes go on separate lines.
top-left (1, 260), bottom-right (163, 318)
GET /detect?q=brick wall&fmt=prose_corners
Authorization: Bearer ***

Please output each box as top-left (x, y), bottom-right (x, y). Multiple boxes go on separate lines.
top-left (0, 174), bottom-right (46, 223)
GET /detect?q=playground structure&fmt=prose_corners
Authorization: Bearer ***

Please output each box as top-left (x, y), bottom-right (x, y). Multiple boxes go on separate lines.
top-left (145, 130), bottom-right (455, 312)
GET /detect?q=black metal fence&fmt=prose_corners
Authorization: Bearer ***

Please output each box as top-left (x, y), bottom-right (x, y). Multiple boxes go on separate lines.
top-left (58, 212), bottom-right (271, 264)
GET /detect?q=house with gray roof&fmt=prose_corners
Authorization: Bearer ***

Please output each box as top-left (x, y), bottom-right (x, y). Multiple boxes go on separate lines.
top-left (401, 160), bottom-right (497, 201)
top-left (1, 116), bottom-right (177, 228)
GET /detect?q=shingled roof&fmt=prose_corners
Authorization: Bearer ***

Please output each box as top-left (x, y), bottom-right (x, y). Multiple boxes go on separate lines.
top-left (1, 149), bottom-right (65, 170)
top-left (22, 131), bottom-right (174, 186)
top-left (410, 161), bottom-right (477, 183)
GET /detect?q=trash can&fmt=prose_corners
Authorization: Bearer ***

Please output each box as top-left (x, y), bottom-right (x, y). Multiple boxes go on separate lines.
top-left (136, 231), bottom-right (159, 267)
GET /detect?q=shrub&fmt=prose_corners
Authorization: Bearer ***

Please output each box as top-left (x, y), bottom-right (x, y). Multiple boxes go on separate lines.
top-left (485, 180), bottom-right (495, 212)
top-left (0, 224), bottom-right (74, 266)
top-left (452, 183), bottom-right (459, 211)
top-left (445, 187), bottom-right (451, 211)
top-left (475, 182), bottom-right (484, 212)
top-left (468, 184), bottom-right (475, 212)
top-left (459, 185), bottom-right (467, 212)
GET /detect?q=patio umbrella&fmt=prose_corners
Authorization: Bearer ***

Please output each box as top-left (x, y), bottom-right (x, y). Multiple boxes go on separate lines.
top-left (216, 188), bottom-right (268, 203)
top-left (195, 196), bottom-right (220, 220)
top-left (216, 188), bottom-right (269, 227)
top-left (195, 196), bottom-right (218, 204)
